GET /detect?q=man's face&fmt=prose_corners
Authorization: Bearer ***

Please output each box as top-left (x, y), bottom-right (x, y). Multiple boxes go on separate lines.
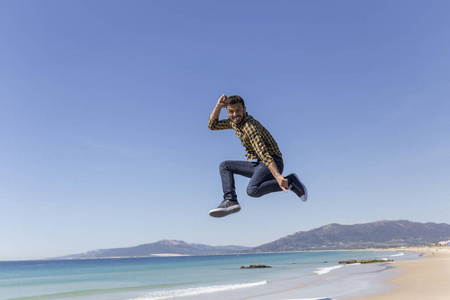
top-left (227, 103), bottom-right (246, 124)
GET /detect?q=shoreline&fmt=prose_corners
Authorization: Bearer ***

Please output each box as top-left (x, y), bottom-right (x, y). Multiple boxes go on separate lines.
top-left (5, 247), bottom-right (449, 300)
top-left (179, 249), bottom-right (423, 300)
top-left (192, 246), bottom-right (448, 300)
top-left (346, 246), bottom-right (450, 300)
top-left (246, 246), bottom-right (450, 300)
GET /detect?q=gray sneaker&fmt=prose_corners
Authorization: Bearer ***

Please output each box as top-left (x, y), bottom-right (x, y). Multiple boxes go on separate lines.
top-left (209, 200), bottom-right (241, 218)
top-left (287, 173), bottom-right (308, 202)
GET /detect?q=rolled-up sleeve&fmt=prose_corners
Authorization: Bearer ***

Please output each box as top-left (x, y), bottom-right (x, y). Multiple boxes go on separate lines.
top-left (208, 118), bottom-right (232, 130)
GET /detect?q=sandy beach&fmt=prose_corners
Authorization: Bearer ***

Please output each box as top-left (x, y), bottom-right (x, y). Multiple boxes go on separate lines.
top-left (182, 249), bottom-right (432, 300)
top-left (347, 246), bottom-right (450, 300)
top-left (235, 247), bottom-right (450, 300)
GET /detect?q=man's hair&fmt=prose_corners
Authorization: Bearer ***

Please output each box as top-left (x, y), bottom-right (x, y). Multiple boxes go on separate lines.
top-left (226, 95), bottom-right (245, 108)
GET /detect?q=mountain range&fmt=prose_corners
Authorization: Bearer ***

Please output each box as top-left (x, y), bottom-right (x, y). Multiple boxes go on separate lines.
top-left (55, 240), bottom-right (251, 259)
top-left (251, 220), bottom-right (450, 252)
top-left (54, 220), bottom-right (450, 259)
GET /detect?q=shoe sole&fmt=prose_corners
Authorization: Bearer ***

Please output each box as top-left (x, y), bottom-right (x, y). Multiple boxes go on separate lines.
top-left (209, 205), bottom-right (241, 218)
top-left (289, 174), bottom-right (308, 202)
top-left (298, 182), bottom-right (308, 202)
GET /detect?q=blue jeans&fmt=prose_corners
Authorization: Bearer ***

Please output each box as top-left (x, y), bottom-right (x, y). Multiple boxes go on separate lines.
top-left (219, 155), bottom-right (284, 201)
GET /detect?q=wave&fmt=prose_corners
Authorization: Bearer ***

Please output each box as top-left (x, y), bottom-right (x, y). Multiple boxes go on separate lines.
top-left (378, 252), bottom-right (405, 261)
top-left (314, 265), bottom-right (343, 275)
top-left (6, 284), bottom-right (176, 300)
top-left (389, 252), bottom-right (405, 257)
top-left (131, 281), bottom-right (268, 300)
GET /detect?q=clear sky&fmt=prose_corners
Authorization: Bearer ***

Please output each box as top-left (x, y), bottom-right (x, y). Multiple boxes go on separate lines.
top-left (1, 0), bottom-right (449, 260)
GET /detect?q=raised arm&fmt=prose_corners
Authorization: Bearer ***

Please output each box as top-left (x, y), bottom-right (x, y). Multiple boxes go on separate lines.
top-left (208, 94), bottom-right (232, 130)
top-left (209, 94), bottom-right (228, 120)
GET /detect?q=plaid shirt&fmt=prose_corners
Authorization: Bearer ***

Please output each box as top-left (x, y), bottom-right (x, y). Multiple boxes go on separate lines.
top-left (208, 113), bottom-right (282, 167)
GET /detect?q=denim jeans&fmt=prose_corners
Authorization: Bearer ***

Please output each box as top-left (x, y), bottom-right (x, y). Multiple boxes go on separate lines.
top-left (219, 155), bottom-right (284, 201)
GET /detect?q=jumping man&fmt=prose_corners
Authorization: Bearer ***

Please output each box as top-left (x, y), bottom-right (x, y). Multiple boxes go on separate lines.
top-left (208, 94), bottom-right (308, 218)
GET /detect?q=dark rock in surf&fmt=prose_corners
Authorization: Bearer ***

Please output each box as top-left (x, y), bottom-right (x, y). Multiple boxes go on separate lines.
top-left (240, 264), bottom-right (272, 269)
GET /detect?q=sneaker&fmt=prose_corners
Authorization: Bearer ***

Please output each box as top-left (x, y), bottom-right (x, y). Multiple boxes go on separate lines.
top-left (209, 200), bottom-right (241, 218)
top-left (287, 173), bottom-right (308, 202)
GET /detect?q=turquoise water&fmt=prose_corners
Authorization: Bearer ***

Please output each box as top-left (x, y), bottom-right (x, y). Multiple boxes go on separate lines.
top-left (0, 251), bottom-right (418, 300)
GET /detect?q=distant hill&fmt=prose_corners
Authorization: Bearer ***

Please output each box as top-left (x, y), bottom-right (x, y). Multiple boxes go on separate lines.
top-left (52, 220), bottom-right (450, 259)
top-left (250, 220), bottom-right (450, 252)
top-left (54, 240), bottom-right (251, 259)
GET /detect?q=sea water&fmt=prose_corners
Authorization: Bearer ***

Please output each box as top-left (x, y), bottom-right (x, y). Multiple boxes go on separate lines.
top-left (0, 251), bottom-right (420, 300)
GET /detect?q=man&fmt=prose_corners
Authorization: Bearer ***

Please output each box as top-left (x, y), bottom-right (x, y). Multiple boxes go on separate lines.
top-left (208, 94), bottom-right (308, 218)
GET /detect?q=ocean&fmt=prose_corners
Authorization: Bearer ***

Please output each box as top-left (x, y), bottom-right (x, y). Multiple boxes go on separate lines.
top-left (0, 251), bottom-right (420, 300)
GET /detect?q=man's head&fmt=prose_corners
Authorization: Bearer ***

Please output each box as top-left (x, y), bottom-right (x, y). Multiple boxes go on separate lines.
top-left (226, 95), bottom-right (246, 124)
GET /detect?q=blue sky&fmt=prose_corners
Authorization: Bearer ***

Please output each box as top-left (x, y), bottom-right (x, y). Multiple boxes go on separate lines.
top-left (1, 0), bottom-right (449, 260)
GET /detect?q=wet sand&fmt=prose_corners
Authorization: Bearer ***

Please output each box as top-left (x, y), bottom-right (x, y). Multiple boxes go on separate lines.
top-left (347, 247), bottom-right (450, 300)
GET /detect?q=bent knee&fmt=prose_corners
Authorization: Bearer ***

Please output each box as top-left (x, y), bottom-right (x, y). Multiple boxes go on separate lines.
top-left (247, 186), bottom-right (262, 198)
top-left (219, 161), bottom-right (230, 172)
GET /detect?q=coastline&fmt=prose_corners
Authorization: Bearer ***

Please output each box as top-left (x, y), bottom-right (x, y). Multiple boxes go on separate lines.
top-left (244, 246), bottom-right (450, 300)
top-left (177, 249), bottom-right (422, 300)
top-left (182, 247), bottom-right (447, 300)
top-left (3, 248), bottom-right (449, 300)
top-left (346, 246), bottom-right (450, 300)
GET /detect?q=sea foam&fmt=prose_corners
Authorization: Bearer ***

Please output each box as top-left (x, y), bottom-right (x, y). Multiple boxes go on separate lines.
top-left (379, 252), bottom-right (405, 261)
top-left (389, 252), bottom-right (405, 257)
top-left (132, 280), bottom-right (268, 300)
top-left (313, 265), bottom-right (343, 275)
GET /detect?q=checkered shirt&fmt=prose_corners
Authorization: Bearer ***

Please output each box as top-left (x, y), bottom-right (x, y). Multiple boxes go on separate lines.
top-left (208, 113), bottom-right (282, 167)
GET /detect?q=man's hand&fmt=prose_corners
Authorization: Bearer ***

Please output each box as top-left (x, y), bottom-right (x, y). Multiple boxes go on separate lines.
top-left (276, 175), bottom-right (289, 193)
top-left (217, 94), bottom-right (228, 108)
top-left (268, 162), bottom-right (288, 193)
top-left (210, 94), bottom-right (228, 121)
